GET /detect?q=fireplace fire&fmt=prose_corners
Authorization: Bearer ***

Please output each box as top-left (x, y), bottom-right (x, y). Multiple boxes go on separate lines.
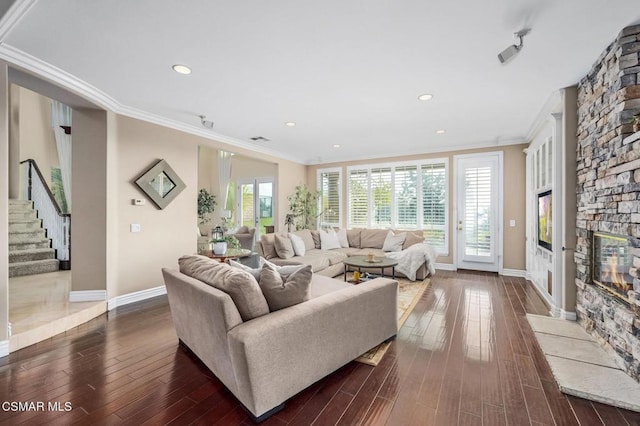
top-left (592, 232), bottom-right (633, 301)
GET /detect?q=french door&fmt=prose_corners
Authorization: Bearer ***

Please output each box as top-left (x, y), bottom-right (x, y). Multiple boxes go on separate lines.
top-left (237, 178), bottom-right (275, 239)
top-left (454, 153), bottom-right (502, 272)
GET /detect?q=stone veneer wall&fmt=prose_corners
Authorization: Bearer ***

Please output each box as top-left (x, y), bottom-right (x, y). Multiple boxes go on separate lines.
top-left (575, 24), bottom-right (640, 382)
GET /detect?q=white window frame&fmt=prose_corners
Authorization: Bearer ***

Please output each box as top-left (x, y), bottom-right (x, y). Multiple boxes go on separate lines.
top-left (346, 158), bottom-right (449, 255)
top-left (316, 167), bottom-right (342, 229)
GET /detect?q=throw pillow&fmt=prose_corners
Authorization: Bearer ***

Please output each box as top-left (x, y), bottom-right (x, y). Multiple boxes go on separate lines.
top-left (382, 231), bottom-right (407, 252)
top-left (229, 258), bottom-right (304, 281)
top-left (289, 233), bottom-right (306, 256)
top-left (310, 230), bottom-right (322, 249)
top-left (292, 229), bottom-right (315, 251)
top-left (228, 258), bottom-right (265, 281)
top-left (258, 263), bottom-right (312, 311)
top-left (179, 255), bottom-right (269, 321)
top-left (274, 234), bottom-right (295, 259)
top-left (403, 231), bottom-right (424, 249)
top-left (336, 229), bottom-right (349, 248)
top-left (319, 228), bottom-right (341, 250)
top-left (347, 228), bottom-right (362, 248)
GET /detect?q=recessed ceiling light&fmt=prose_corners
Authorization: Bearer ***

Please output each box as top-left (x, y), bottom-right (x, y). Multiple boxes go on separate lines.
top-left (333, 144), bottom-right (341, 148)
top-left (285, 122), bottom-right (296, 127)
top-left (418, 94), bottom-right (433, 101)
top-left (436, 129), bottom-right (446, 134)
top-left (172, 64), bottom-right (191, 75)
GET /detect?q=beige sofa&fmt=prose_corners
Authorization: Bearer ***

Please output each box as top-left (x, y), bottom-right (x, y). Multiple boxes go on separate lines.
top-left (258, 228), bottom-right (430, 280)
top-left (162, 257), bottom-right (398, 422)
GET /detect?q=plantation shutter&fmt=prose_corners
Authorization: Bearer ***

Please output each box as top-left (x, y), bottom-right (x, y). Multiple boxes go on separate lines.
top-left (395, 166), bottom-right (418, 228)
top-left (370, 167), bottom-right (392, 228)
top-left (463, 166), bottom-right (492, 257)
top-left (421, 163), bottom-right (446, 250)
top-left (348, 169), bottom-right (369, 227)
top-left (318, 170), bottom-right (341, 228)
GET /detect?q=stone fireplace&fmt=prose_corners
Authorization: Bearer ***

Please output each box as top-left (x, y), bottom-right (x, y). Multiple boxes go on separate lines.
top-left (575, 24), bottom-right (640, 382)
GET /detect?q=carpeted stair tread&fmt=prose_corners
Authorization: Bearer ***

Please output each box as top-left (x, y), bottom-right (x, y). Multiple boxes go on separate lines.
top-left (9, 248), bottom-right (56, 263)
top-left (9, 240), bottom-right (52, 250)
top-left (9, 259), bottom-right (59, 278)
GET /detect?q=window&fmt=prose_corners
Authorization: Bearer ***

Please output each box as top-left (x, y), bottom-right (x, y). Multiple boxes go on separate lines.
top-left (347, 159), bottom-right (448, 254)
top-left (348, 169), bottom-right (368, 227)
top-left (317, 168), bottom-right (342, 228)
top-left (421, 163), bottom-right (446, 250)
top-left (371, 167), bottom-right (391, 227)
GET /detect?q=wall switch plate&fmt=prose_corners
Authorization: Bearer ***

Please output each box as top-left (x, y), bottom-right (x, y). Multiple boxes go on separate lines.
top-left (130, 223), bottom-right (141, 233)
top-left (133, 199), bottom-right (145, 206)
top-left (509, 219), bottom-right (516, 227)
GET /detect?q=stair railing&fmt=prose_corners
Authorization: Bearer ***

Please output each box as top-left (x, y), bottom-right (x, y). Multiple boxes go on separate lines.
top-left (20, 159), bottom-right (71, 269)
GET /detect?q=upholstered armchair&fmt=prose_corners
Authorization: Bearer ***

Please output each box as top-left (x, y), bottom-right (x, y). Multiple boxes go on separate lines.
top-left (230, 226), bottom-right (256, 251)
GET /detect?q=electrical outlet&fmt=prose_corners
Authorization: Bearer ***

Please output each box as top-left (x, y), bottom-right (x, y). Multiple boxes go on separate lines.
top-left (130, 223), bottom-right (141, 233)
top-left (509, 219), bottom-right (516, 227)
top-left (133, 199), bottom-right (145, 206)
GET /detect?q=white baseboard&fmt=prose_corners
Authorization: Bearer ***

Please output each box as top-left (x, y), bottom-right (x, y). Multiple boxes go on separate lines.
top-left (0, 340), bottom-right (8, 358)
top-left (435, 263), bottom-right (456, 271)
top-left (108, 285), bottom-right (166, 311)
top-left (69, 290), bottom-right (107, 302)
top-left (560, 310), bottom-right (577, 321)
top-left (502, 269), bottom-right (527, 278)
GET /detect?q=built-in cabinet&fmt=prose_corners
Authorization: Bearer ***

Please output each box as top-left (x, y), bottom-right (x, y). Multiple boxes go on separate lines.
top-left (525, 89), bottom-right (577, 319)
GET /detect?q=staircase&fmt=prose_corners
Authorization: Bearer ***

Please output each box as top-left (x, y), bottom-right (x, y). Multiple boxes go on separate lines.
top-left (9, 200), bottom-right (59, 277)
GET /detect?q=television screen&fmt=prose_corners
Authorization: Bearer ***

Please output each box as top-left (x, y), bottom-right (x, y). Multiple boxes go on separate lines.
top-left (538, 190), bottom-right (552, 251)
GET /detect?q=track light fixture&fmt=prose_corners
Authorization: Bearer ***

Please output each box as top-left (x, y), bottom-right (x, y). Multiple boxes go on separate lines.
top-left (199, 115), bottom-right (214, 129)
top-left (498, 29), bottom-right (530, 64)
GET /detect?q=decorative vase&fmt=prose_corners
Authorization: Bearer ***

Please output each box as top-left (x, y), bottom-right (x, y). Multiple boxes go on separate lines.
top-left (212, 242), bottom-right (227, 255)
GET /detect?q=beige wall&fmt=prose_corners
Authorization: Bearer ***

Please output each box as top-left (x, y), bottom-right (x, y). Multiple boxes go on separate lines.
top-left (72, 108), bottom-right (109, 292)
top-left (16, 86), bottom-right (59, 188)
top-left (197, 149), bottom-right (279, 233)
top-left (232, 155), bottom-right (277, 182)
top-left (307, 144), bottom-right (528, 270)
top-left (1, 62), bottom-right (10, 341)
top-left (112, 115), bottom-right (199, 296)
top-left (110, 116), bottom-right (306, 297)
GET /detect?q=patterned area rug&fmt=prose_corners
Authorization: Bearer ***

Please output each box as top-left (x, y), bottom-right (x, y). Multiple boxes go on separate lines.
top-left (350, 275), bottom-right (431, 366)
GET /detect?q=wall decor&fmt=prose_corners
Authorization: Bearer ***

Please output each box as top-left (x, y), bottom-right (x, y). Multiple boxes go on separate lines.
top-left (135, 159), bottom-right (186, 209)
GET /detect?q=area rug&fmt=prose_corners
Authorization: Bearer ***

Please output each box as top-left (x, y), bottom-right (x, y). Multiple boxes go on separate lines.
top-left (351, 275), bottom-right (431, 366)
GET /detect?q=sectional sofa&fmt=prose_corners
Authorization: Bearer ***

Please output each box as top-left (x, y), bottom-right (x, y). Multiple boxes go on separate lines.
top-left (162, 255), bottom-right (398, 422)
top-left (258, 228), bottom-right (432, 280)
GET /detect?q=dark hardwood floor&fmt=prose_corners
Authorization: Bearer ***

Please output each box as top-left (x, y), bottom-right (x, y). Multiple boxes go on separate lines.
top-left (1, 270), bottom-right (639, 425)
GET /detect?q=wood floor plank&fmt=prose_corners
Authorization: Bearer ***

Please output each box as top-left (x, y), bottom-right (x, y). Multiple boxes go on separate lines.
top-left (568, 396), bottom-right (606, 426)
top-left (2, 273), bottom-right (638, 425)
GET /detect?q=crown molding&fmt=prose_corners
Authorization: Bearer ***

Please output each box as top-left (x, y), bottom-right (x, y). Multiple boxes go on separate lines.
top-left (307, 136), bottom-right (527, 165)
top-left (0, 43), bottom-right (306, 164)
top-left (0, 0), bottom-right (37, 42)
top-left (525, 89), bottom-right (564, 142)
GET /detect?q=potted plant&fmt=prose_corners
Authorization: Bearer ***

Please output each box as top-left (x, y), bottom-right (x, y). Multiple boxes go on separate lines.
top-left (197, 189), bottom-right (217, 224)
top-left (210, 235), bottom-right (240, 255)
top-left (286, 184), bottom-right (319, 230)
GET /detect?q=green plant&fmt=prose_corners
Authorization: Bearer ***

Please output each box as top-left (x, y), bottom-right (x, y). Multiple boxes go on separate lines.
top-left (210, 235), bottom-right (240, 249)
top-left (287, 184), bottom-right (319, 230)
top-left (197, 189), bottom-right (217, 224)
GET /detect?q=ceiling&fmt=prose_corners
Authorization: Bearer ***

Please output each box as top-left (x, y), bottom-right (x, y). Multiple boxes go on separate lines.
top-left (1, 0), bottom-right (639, 165)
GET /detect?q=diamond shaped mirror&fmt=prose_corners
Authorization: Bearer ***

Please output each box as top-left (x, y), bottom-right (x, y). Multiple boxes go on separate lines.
top-left (135, 159), bottom-right (186, 209)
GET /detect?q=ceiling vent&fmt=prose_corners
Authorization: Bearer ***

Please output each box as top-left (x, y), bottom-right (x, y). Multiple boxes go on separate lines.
top-left (249, 136), bottom-right (270, 142)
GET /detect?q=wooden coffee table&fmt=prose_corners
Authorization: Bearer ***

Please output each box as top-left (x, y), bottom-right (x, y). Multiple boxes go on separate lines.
top-left (343, 255), bottom-right (398, 281)
top-left (202, 248), bottom-right (252, 263)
